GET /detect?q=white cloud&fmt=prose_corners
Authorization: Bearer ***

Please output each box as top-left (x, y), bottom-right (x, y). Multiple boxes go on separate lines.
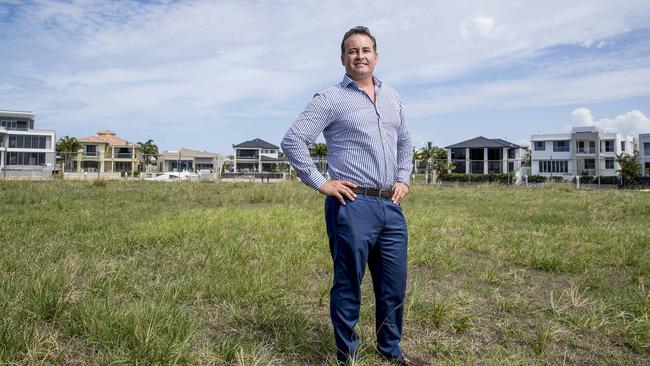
top-left (0, 0), bottom-right (649, 152)
top-left (407, 67), bottom-right (650, 116)
top-left (571, 108), bottom-right (594, 124)
top-left (573, 108), bottom-right (650, 137)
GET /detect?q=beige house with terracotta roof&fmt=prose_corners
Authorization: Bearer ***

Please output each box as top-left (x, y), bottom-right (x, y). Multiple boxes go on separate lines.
top-left (72, 130), bottom-right (139, 174)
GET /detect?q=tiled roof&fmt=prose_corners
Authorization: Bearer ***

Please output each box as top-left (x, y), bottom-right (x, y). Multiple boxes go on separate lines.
top-left (445, 136), bottom-right (523, 149)
top-left (79, 130), bottom-right (138, 147)
top-left (233, 138), bottom-right (279, 149)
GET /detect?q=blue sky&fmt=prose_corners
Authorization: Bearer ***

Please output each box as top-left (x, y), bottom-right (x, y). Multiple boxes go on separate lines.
top-left (1, 0), bottom-right (650, 154)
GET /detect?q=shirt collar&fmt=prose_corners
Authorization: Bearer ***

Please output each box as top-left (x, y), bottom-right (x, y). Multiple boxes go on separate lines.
top-left (340, 74), bottom-right (383, 89)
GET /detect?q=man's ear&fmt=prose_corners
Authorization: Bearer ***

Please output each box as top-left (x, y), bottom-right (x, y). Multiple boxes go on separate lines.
top-left (341, 54), bottom-right (345, 65)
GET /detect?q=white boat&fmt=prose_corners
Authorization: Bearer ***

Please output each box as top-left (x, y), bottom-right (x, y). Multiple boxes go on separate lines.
top-left (145, 171), bottom-right (199, 182)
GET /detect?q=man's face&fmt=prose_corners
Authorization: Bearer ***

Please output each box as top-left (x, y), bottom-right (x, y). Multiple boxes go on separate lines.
top-left (341, 34), bottom-right (378, 81)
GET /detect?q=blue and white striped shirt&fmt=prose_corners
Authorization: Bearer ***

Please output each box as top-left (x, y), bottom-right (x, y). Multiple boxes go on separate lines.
top-left (282, 75), bottom-right (413, 191)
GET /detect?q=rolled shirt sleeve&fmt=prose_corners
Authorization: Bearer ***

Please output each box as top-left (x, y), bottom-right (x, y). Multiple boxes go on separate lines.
top-left (281, 93), bottom-right (332, 190)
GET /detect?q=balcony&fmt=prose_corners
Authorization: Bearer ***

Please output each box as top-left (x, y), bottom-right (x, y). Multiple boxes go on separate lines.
top-left (577, 148), bottom-right (595, 154)
top-left (114, 152), bottom-right (133, 159)
top-left (236, 155), bottom-right (259, 160)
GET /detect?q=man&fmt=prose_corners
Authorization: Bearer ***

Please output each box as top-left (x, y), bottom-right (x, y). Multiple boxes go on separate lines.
top-left (281, 27), bottom-right (427, 366)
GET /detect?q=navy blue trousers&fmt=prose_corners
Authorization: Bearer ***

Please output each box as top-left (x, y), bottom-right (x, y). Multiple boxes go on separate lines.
top-left (325, 194), bottom-right (408, 363)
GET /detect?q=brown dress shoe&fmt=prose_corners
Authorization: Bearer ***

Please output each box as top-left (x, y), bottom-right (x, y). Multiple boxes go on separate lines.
top-left (385, 352), bottom-right (429, 366)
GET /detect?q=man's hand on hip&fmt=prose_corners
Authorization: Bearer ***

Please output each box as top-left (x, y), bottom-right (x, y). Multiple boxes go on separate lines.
top-left (391, 182), bottom-right (409, 205)
top-left (318, 180), bottom-right (358, 205)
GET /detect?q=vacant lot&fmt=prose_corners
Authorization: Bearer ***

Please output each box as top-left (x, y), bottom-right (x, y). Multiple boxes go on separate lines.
top-left (1, 181), bottom-right (648, 365)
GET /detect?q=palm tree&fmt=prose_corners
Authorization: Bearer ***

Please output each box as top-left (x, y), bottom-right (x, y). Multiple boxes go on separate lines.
top-left (310, 142), bottom-right (328, 174)
top-left (137, 139), bottom-right (159, 172)
top-left (417, 142), bottom-right (453, 177)
top-left (56, 136), bottom-right (81, 172)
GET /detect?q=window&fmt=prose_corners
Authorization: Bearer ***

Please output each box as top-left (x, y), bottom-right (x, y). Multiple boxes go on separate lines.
top-left (553, 140), bottom-right (570, 152)
top-left (644, 142), bottom-right (650, 156)
top-left (6, 152), bottom-right (45, 165)
top-left (577, 141), bottom-right (595, 154)
top-left (584, 159), bottom-right (595, 170)
top-left (605, 159), bottom-right (615, 169)
top-left (621, 141), bottom-right (626, 152)
top-left (603, 140), bottom-right (615, 153)
top-left (539, 160), bottom-right (568, 173)
top-left (0, 120), bottom-right (17, 130)
top-left (508, 149), bottom-right (515, 159)
top-left (85, 145), bottom-right (98, 156)
top-left (6, 135), bottom-right (46, 149)
top-left (534, 141), bottom-right (545, 151)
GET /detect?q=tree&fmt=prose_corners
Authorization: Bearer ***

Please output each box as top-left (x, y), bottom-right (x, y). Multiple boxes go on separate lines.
top-left (137, 139), bottom-right (159, 171)
top-left (617, 151), bottom-right (640, 185)
top-left (416, 142), bottom-right (450, 175)
top-left (56, 136), bottom-right (81, 172)
top-left (310, 142), bottom-right (328, 174)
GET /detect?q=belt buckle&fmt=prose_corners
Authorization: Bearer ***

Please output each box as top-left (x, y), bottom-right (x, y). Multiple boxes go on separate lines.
top-left (378, 188), bottom-right (390, 198)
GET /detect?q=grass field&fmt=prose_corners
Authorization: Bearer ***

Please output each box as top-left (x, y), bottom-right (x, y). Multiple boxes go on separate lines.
top-left (0, 181), bottom-right (648, 365)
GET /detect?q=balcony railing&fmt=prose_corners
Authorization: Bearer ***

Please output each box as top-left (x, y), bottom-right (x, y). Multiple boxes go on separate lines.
top-left (114, 153), bottom-right (133, 159)
top-left (577, 148), bottom-right (595, 154)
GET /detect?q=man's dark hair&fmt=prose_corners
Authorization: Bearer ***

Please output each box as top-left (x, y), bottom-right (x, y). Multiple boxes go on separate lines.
top-left (341, 26), bottom-right (377, 54)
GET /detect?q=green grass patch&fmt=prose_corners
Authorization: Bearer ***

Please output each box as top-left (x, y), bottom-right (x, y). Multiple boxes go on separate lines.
top-left (0, 181), bottom-right (648, 364)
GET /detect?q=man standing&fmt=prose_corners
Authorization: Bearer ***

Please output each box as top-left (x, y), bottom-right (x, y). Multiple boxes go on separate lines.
top-left (282, 27), bottom-right (427, 366)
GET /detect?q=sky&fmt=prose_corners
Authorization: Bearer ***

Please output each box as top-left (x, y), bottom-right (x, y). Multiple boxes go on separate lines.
top-left (1, 0), bottom-right (650, 155)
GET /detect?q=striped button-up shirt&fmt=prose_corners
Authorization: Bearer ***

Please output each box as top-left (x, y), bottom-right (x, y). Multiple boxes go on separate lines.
top-left (282, 74), bottom-right (413, 190)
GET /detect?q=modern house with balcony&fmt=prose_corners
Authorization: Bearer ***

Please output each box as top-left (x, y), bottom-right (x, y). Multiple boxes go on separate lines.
top-left (73, 130), bottom-right (139, 174)
top-left (0, 110), bottom-right (56, 179)
top-left (445, 136), bottom-right (527, 174)
top-left (530, 126), bottom-right (634, 178)
top-left (233, 138), bottom-right (285, 172)
top-left (639, 133), bottom-right (650, 176)
top-left (158, 148), bottom-right (223, 173)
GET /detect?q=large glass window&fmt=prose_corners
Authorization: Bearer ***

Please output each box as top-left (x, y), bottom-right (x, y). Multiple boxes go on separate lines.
top-left (553, 140), bottom-right (570, 152)
top-left (621, 141), bottom-right (626, 152)
top-left (584, 159), bottom-right (595, 170)
top-left (644, 142), bottom-right (650, 156)
top-left (1, 120), bottom-right (17, 130)
top-left (605, 159), bottom-right (615, 170)
top-left (533, 141), bottom-right (545, 151)
top-left (539, 160), bottom-right (568, 173)
top-left (6, 152), bottom-right (45, 165)
top-left (6, 135), bottom-right (46, 149)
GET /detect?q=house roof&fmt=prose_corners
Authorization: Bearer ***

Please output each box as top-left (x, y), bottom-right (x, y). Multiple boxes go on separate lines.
top-left (78, 130), bottom-right (138, 147)
top-left (445, 136), bottom-right (523, 149)
top-left (233, 138), bottom-right (279, 149)
top-left (0, 110), bottom-right (35, 119)
top-left (160, 148), bottom-right (218, 159)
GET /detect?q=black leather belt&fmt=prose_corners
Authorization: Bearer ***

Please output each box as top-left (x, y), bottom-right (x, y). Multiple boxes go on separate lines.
top-left (352, 187), bottom-right (393, 198)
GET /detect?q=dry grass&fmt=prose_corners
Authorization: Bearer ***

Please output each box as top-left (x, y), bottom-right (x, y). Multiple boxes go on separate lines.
top-left (0, 181), bottom-right (648, 365)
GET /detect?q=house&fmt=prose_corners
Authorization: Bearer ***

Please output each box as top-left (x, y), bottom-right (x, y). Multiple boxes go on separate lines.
top-left (232, 138), bottom-right (285, 172)
top-left (0, 110), bottom-right (56, 179)
top-left (639, 133), bottom-right (650, 176)
top-left (445, 136), bottom-right (527, 174)
top-left (73, 130), bottom-right (139, 174)
top-left (158, 148), bottom-right (223, 173)
top-left (530, 126), bottom-right (635, 179)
